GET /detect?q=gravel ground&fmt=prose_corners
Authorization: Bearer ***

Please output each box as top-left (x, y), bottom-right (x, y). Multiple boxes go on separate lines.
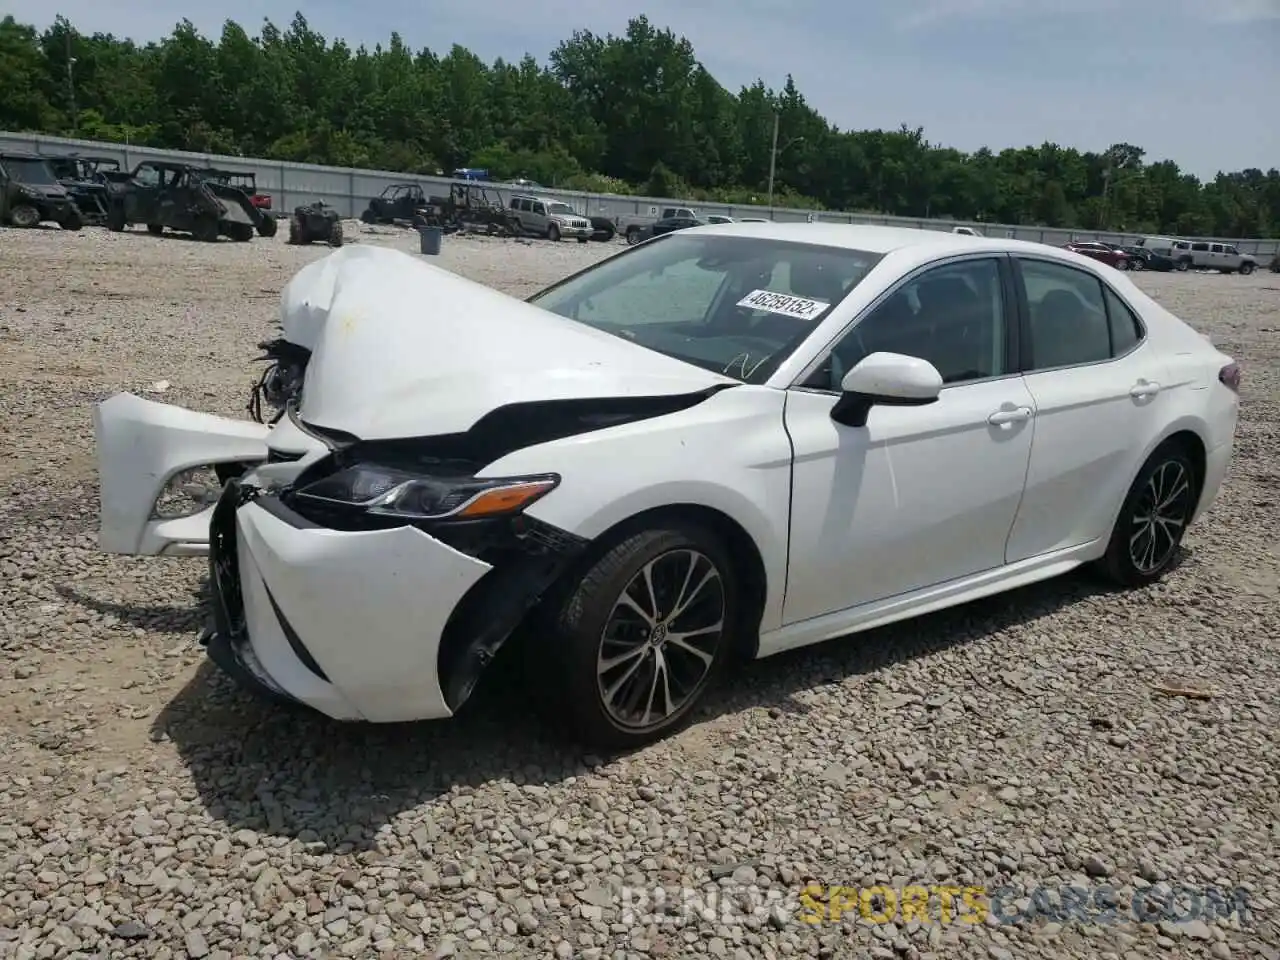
top-left (0, 223), bottom-right (1277, 960)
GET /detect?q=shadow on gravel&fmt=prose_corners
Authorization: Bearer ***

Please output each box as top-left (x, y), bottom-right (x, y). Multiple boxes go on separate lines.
top-left (151, 563), bottom-right (1139, 848)
top-left (57, 578), bottom-right (210, 634)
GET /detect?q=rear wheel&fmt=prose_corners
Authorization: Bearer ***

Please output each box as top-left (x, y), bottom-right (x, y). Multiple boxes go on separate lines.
top-left (1239, 261), bottom-right (1254, 276)
top-left (532, 524), bottom-right (739, 749)
top-left (192, 218), bottom-right (219, 243)
top-left (327, 220), bottom-right (344, 247)
top-left (1129, 257), bottom-right (1144, 271)
top-left (106, 205), bottom-right (126, 232)
top-left (1176, 258), bottom-right (1191, 272)
top-left (60, 209), bottom-right (83, 231)
top-left (229, 223), bottom-right (254, 242)
top-left (147, 223), bottom-right (164, 235)
top-left (257, 215), bottom-right (277, 238)
top-left (360, 208), bottom-right (376, 224)
top-left (1096, 442), bottom-right (1199, 588)
top-left (1115, 258), bottom-right (1128, 270)
top-left (626, 227), bottom-right (643, 245)
top-left (9, 204), bottom-right (40, 228)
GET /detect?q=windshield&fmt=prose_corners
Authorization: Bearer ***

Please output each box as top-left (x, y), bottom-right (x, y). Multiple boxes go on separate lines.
top-left (528, 233), bottom-right (883, 383)
top-left (547, 202), bottom-right (577, 216)
top-left (3, 158), bottom-right (57, 185)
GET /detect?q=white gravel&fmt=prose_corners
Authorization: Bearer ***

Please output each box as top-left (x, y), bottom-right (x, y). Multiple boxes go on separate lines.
top-left (0, 223), bottom-right (1277, 960)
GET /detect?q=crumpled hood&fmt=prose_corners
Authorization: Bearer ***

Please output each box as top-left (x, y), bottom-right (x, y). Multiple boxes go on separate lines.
top-left (280, 245), bottom-right (735, 440)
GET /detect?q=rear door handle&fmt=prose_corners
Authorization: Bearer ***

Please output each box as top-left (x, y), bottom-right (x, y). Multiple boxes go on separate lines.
top-left (987, 406), bottom-right (1032, 425)
top-left (1130, 381), bottom-right (1162, 398)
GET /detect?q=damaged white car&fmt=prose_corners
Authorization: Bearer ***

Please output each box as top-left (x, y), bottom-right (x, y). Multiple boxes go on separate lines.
top-left (94, 225), bottom-right (1240, 747)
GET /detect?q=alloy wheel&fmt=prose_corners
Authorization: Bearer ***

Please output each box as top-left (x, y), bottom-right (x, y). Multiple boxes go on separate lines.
top-left (1129, 460), bottom-right (1193, 573)
top-left (596, 548), bottom-right (726, 730)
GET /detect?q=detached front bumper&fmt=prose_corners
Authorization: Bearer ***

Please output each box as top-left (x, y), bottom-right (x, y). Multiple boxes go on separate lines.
top-left (206, 480), bottom-right (492, 722)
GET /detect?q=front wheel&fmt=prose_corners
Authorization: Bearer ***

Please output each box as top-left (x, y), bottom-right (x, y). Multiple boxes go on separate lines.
top-left (1238, 262), bottom-right (1254, 275)
top-left (9, 204), bottom-right (40, 228)
top-left (577, 236), bottom-right (589, 244)
top-left (1095, 443), bottom-right (1199, 588)
top-left (1176, 259), bottom-right (1191, 272)
top-left (1115, 258), bottom-right (1128, 270)
top-left (535, 525), bottom-right (739, 748)
top-left (547, 223), bottom-right (561, 242)
top-left (60, 210), bottom-right (83, 231)
top-left (1129, 257), bottom-right (1144, 271)
top-left (626, 227), bottom-right (643, 245)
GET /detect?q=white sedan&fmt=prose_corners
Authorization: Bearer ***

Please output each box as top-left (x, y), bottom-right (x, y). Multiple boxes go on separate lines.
top-left (93, 224), bottom-right (1241, 747)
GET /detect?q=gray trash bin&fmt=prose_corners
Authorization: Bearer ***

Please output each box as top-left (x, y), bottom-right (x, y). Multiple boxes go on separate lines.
top-left (418, 225), bottom-right (443, 256)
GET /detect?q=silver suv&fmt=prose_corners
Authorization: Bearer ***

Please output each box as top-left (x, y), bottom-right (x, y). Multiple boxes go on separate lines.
top-left (509, 195), bottom-right (592, 242)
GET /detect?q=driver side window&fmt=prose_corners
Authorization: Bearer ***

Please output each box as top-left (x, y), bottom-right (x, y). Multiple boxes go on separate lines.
top-left (805, 258), bottom-right (1007, 390)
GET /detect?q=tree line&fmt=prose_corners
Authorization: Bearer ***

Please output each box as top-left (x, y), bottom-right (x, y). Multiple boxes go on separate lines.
top-left (2, 12), bottom-right (1277, 237)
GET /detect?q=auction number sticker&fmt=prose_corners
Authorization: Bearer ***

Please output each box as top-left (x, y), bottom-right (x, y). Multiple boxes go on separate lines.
top-left (736, 289), bottom-right (829, 320)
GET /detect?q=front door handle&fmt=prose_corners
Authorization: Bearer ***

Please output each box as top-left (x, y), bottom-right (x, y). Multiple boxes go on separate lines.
top-left (987, 406), bottom-right (1032, 426)
top-left (1130, 380), bottom-right (1162, 398)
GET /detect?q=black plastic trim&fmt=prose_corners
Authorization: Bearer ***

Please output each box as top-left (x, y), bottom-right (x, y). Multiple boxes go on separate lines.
top-left (263, 585), bottom-right (331, 682)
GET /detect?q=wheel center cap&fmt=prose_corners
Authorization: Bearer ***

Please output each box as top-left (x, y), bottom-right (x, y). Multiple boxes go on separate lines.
top-left (651, 622), bottom-right (668, 644)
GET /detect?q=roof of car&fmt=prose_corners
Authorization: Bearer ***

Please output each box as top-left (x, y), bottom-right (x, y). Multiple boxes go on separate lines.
top-left (690, 221), bottom-right (1064, 257)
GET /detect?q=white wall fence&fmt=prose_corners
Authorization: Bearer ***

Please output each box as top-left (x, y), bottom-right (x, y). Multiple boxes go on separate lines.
top-left (4, 131), bottom-right (1278, 257)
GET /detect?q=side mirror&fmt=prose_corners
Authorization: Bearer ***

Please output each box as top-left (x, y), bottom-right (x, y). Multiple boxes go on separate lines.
top-left (831, 352), bottom-right (942, 428)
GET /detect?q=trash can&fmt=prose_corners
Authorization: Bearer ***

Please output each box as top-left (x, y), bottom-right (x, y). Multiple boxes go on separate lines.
top-left (418, 225), bottom-right (443, 256)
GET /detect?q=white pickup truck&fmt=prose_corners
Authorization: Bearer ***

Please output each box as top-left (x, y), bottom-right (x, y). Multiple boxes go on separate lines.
top-left (615, 205), bottom-right (699, 244)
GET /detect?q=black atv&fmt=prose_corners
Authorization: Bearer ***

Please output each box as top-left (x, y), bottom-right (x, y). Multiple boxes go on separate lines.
top-left (105, 161), bottom-right (259, 242)
top-left (288, 201), bottom-right (344, 247)
top-left (360, 183), bottom-right (430, 225)
top-left (0, 152), bottom-right (84, 230)
top-left (47, 154), bottom-right (120, 226)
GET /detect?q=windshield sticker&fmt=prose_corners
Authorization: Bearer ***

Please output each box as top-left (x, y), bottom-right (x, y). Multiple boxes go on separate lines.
top-left (736, 289), bottom-right (829, 320)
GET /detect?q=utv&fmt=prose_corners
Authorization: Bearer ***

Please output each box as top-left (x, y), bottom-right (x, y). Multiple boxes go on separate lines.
top-left (288, 201), bottom-right (344, 246)
top-left (105, 161), bottom-right (259, 242)
top-left (47, 154), bottom-right (120, 226)
top-left (0, 152), bottom-right (84, 230)
top-left (360, 183), bottom-right (430, 225)
top-left (196, 167), bottom-right (278, 237)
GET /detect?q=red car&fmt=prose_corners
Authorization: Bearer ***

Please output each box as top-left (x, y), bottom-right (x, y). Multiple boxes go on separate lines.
top-left (1063, 241), bottom-right (1131, 270)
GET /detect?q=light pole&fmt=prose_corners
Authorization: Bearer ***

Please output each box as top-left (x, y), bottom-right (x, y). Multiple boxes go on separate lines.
top-left (765, 112), bottom-right (804, 214)
top-left (65, 29), bottom-right (77, 135)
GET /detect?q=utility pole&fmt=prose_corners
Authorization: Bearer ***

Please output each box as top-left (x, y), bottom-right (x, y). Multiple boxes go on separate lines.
top-left (766, 112), bottom-right (780, 213)
top-left (65, 30), bottom-right (77, 135)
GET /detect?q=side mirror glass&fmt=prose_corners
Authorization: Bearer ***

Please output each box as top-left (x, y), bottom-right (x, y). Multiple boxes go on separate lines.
top-left (831, 352), bottom-right (942, 428)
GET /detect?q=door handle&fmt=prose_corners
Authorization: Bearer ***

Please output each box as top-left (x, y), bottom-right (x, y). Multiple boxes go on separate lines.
top-left (1130, 381), bottom-right (1161, 398)
top-left (987, 406), bottom-right (1032, 425)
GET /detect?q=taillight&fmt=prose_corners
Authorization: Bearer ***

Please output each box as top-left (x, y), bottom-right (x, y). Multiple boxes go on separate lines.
top-left (1219, 362), bottom-right (1241, 393)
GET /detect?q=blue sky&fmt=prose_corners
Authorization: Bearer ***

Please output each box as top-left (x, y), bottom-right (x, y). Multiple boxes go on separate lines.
top-left (9, 0), bottom-right (1279, 179)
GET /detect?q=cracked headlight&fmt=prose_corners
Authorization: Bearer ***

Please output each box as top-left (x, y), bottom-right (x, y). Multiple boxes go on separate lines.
top-left (294, 464), bottom-right (559, 520)
top-left (151, 466), bottom-right (224, 519)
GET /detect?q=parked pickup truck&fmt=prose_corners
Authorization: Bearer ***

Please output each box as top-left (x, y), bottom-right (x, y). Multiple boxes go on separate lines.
top-left (616, 205), bottom-right (698, 244)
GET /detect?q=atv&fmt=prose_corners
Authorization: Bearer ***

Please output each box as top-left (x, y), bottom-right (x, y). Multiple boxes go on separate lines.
top-left (105, 161), bottom-right (259, 242)
top-left (288, 201), bottom-right (344, 247)
top-left (0, 152), bottom-right (84, 230)
top-left (360, 184), bottom-right (430, 225)
top-left (46, 154), bottom-right (120, 226)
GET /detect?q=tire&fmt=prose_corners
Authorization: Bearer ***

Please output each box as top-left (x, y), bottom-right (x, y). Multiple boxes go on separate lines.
top-left (1238, 262), bottom-right (1254, 276)
top-left (193, 218), bottom-right (219, 243)
top-left (1095, 442), bottom-right (1199, 588)
top-left (1129, 258), bottom-right (1144, 271)
top-left (107, 205), bottom-right (126, 232)
top-left (258, 215), bottom-right (277, 238)
top-left (626, 227), bottom-right (643, 245)
top-left (327, 220), bottom-right (344, 247)
top-left (147, 223), bottom-right (164, 235)
top-left (230, 223), bottom-right (253, 242)
top-left (1176, 259), bottom-right (1190, 272)
top-left (60, 209), bottom-right (83, 231)
top-left (360, 208), bottom-right (376, 224)
top-left (1115, 258), bottom-right (1128, 270)
top-left (534, 524), bottom-right (739, 749)
top-left (577, 236), bottom-right (589, 244)
top-left (548, 223), bottom-right (561, 242)
top-left (9, 204), bottom-right (40, 228)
